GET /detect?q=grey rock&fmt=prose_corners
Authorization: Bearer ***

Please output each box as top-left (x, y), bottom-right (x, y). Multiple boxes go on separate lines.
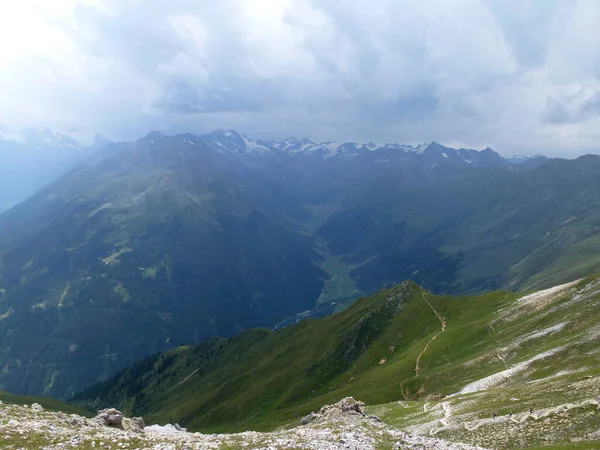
top-left (95, 408), bottom-right (124, 428)
top-left (131, 416), bottom-right (145, 430)
top-left (31, 403), bottom-right (44, 412)
top-left (301, 413), bottom-right (319, 425)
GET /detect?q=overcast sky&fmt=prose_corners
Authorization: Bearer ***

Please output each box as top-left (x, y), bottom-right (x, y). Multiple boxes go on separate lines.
top-left (1, 1), bottom-right (600, 156)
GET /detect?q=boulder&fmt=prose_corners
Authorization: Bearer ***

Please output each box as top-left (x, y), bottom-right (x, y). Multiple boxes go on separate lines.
top-left (68, 414), bottom-right (89, 427)
top-left (301, 397), bottom-right (367, 425)
top-left (132, 416), bottom-right (145, 430)
top-left (319, 397), bottom-right (366, 418)
top-left (95, 408), bottom-right (124, 428)
top-left (301, 413), bottom-right (319, 425)
top-left (123, 416), bottom-right (145, 433)
top-left (31, 403), bottom-right (44, 412)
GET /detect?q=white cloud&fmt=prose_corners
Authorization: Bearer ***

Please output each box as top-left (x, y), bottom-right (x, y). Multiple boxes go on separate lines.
top-left (0, 0), bottom-right (600, 156)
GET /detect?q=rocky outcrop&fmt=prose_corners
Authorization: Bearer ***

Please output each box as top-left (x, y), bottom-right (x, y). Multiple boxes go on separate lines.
top-left (93, 407), bottom-right (145, 432)
top-left (0, 399), bottom-right (486, 449)
top-left (94, 408), bottom-right (124, 428)
top-left (31, 403), bottom-right (44, 412)
top-left (302, 397), bottom-right (374, 424)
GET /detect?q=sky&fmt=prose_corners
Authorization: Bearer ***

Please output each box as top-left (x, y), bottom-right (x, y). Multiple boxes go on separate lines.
top-left (0, 1), bottom-right (600, 156)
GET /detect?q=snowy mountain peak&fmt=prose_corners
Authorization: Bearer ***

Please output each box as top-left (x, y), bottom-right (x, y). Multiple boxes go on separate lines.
top-left (0, 125), bottom-right (25, 143)
top-left (130, 129), bottom-right (536, 169)
top-left (0, 125), bottom-right (82, 150)
top-left (212, 129), bottom-right (243, 139)
top-left (415, 143), bottom-right (430, 154)
top-left (203, 129), bottom-right (271, 155)
top-left (145, 131), bottom-right (164, 139)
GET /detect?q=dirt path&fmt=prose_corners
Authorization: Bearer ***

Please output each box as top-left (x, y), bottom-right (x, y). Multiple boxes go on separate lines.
top-left (415, 293), bottom-right (447, 376)
top-left (178, 367), bottom-right (199, 385)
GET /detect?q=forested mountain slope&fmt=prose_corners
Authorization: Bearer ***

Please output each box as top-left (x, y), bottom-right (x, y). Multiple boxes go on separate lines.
top-left (1, 129), bottom-right (599, 400)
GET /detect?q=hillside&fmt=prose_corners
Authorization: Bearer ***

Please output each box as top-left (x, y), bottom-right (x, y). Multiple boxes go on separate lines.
top-left (0, 132), bottom-right (324, 398)
top-left (5, 129), bottom-right (600, 401)
top-left (74, 276), bottom-right (600, 448)
top-left (0, 389), bottom-right (91, 417)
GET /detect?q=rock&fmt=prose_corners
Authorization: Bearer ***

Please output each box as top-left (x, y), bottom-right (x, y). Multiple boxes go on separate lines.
top-left (95, 408), bottom-right (124, 428)
top-left (145, 423), bottom-right (187, 434)
top-left (339, 397), bottom-right (366, 415)
top-left (319, 397), bottom-right (366, 417)
top-left (302, 397), bottom-right (367, 425)
top-left (0, 394), bottom-right (487, 449)
top-left (31, 403), bottom-right (44, 412)
top-left (123, 416), bottom-right (145, 432)
top-left (132, 416), bottom-right (145, 430)
top-left (301, 413), bottom-right (319, 425)
top-left (68, 414), bottom-right (88, 427)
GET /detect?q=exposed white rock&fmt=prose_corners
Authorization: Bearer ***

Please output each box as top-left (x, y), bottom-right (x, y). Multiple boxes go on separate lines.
top-left (31, 402), bottom-right (44, 412)
top-left (0, 399), bottom-right (486, 449)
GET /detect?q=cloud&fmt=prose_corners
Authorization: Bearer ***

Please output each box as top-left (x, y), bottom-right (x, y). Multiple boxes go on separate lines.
top-left (1, 0), bottom-right (600, 156)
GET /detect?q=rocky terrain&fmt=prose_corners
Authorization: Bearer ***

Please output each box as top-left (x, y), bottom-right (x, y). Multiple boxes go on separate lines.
top-left (0, 397), bottom-right (484, 450)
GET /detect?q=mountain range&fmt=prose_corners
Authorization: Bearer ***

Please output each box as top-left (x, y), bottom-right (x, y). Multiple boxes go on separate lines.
top-left (2, 128), bottom-right (600, 402)
top-left (0, 125), bottom-right (110, 213)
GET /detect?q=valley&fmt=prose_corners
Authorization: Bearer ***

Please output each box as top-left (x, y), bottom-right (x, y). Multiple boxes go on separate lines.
top-left (3, 3), bottom-right (600, 448)
top-left (1, 131), bottom-right (600, 448)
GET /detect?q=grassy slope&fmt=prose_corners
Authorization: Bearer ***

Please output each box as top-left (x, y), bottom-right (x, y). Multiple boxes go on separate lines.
top-left (74, 281), bottom-right (522, 431)
top-left (0, 389), bottom-right (92, 416)
top-left (75, 276), bottom-right (600, 448)
top-left (370, 276), bottom-right (600, 449)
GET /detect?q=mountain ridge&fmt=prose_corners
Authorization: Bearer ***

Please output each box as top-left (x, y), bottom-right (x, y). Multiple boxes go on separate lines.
top-left (0, 128), bottom-right (597, 403)
top-left (73, 275), bottom-right (600, 449)
top-left (130, 129), bottom-right (546, 167)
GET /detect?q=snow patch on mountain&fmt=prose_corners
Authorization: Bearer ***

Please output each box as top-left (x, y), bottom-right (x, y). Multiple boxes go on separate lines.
top-left (241, 134), bottom-right (271, 154)
top-left (0, 125), bottom-right (25, 143)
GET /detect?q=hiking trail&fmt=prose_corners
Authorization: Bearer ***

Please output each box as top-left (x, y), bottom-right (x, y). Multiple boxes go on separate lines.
top-left (415, 293), bottom-right (447, 376)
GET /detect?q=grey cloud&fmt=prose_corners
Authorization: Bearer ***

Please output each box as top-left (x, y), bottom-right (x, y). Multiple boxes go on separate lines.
top-left (543, 91), bottom-right (600, 125)
top-left (484, 0), bottom-right (563, 69)
top-left (2, 0), bottom-right (600, 155)
top-left (542, 98), bottom-right (571, 124)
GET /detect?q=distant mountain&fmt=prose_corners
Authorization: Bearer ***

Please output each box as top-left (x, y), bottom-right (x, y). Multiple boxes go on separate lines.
top-left (4, 128), bottom-right (600, 401)
top-left (0, 131), bottom-right (324, 398)
top-left (74, 275), bottom-right (600, 450)
top-left (0, 125), bottom-right (110, 212)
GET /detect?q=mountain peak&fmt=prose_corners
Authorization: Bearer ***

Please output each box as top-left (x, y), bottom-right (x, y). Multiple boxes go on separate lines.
top-left (144, 130), bottom-right (164, 140)
top-left (423, 141), bottom-right (452, 154)
top-left (0, 125), bottom-right (25, 143)
top-left (481, 146), bottom-right (501, 156)
top-left (212, 129), bottom-right (243, 139)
